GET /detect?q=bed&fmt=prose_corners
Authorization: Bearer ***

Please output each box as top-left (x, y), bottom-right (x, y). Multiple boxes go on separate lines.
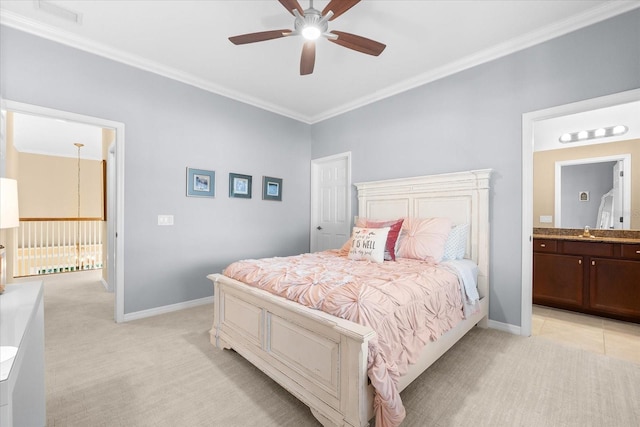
top-left (207, 169), bottom-right (491, 427)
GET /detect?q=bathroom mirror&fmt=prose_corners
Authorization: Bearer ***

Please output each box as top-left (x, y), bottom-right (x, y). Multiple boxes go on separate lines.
top-left (533, 99), bottom-right (640, 231)
top-left (533, 138), bottom-right (639, 230)
top-left (555, 155), bottom-right (630, 229)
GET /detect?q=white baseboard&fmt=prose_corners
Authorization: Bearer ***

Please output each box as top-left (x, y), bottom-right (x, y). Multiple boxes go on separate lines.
top-left (101, 278), bottom-right (113, 292)
top-left (123, 296), bottom-right (214, 322)
top-left (488, 319), bottom-right (521, 335)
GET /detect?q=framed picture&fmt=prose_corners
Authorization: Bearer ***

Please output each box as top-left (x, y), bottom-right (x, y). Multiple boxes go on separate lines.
top-left (229, 173), bottom-right (252, 199)
top-left (262, 176), bottom-right (283, 201)
top-left (186, 167), bottom-right (215, 198)
top-left (579, 191), bottom-right (589, 202)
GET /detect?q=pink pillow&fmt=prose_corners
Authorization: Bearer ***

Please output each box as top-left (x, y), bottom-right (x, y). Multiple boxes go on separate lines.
top-left (363, 218), bottom-right (404, 261)
top-left (396, 217), bottom-right (453, 262)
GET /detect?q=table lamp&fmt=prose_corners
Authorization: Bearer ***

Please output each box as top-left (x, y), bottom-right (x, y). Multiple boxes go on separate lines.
top-left (0, 178), bottom-right (20, 294)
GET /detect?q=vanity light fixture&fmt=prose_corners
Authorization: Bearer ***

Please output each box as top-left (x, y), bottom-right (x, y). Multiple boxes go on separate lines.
top-left (559, 125), bottom-right (629, 143)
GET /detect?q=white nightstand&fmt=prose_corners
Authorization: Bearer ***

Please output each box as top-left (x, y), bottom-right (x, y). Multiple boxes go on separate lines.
top-left (0, 281), bottom-right (45, 427)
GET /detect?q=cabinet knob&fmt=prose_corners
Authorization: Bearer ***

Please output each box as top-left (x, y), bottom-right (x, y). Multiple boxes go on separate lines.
top-left (636, 250), bottom-right (640, 254)
top-left (578, 259), bottom-right (582, 264)
top-left (540, 244), bottom-right (546, 247)
top-left (592, 260), bottom-right (595, 266)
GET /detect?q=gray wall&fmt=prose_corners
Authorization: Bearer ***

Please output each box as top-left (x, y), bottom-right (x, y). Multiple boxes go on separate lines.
top-left (310, 10), bottom-right (640, 326)
top-left (0, 26), bottom-right (311, 313)
top-left (561, 161), bottom-right (616, 229)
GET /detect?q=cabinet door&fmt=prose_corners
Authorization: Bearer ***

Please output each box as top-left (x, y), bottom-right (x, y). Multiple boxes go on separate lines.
top-left (533, 253), bottom-right (584, 308)
top-left (589, 258), bottom-right (640, 320)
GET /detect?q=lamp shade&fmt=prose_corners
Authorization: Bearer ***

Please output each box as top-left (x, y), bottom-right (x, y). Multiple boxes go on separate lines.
top-left (0, 178), bottom-right (20, 229)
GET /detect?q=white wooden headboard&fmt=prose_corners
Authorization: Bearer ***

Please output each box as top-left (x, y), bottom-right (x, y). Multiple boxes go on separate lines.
top-left (354, 169), bottom-right (492, 299)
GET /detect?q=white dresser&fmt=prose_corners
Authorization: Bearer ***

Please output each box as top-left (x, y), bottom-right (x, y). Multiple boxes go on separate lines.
top-left (0, 281), bottom-right (46, 427)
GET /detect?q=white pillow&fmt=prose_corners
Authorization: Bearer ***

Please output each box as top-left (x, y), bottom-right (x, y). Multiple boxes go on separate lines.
top-left (348, 226), bottom-right (390, 263)
top-left (441, 223), bottom-right (469, 261)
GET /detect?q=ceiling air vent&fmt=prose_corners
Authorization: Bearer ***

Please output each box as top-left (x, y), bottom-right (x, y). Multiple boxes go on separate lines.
top-left (34, 0), bottom-right (82, 25)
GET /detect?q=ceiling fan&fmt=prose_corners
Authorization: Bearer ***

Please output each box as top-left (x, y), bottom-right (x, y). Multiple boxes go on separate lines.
top-left (228, 0), bottom-right (386, 75)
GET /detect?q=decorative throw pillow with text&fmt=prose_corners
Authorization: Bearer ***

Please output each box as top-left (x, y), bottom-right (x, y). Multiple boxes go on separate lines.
top-left (347, 226), bottom-right (390, 263)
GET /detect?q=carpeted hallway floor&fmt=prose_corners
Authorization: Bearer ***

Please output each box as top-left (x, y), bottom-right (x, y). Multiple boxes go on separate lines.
top-left (43, 273), bottom-right (640, 426)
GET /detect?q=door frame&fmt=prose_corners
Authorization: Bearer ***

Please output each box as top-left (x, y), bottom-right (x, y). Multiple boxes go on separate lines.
top-left (521, 88), bottom-right (640, 336)
top-left (3, 100), bottom-right (126, 323)
top-left (310, 152), bottom-right (352, 252)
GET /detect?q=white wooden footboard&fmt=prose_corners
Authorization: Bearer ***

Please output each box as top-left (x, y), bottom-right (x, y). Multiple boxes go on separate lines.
top-left (209, 273), bottom-right (376, 427)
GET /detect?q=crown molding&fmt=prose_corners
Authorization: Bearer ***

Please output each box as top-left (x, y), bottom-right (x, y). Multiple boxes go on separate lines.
top-left (0, 10), bottom-right (310, 123)
top-left (2, 2), bottom-right (639, 125)
top-left (309, 1), bottom-right (640, 123)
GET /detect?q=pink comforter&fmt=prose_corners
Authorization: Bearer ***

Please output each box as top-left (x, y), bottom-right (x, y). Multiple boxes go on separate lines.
top-left (223, 250), bottom-right (464, 427)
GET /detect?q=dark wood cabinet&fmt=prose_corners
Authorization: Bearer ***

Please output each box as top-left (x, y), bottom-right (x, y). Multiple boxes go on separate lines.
top-left (533, 238), bottom-right (640, 323)
top-left (533, 253), bottom-right (583, 308)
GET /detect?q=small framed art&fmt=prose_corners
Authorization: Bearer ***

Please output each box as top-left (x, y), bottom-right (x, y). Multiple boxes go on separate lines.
top-left (186, 167), bottom-right (215, 198)
top-left (229, 173), bottom-right (252, 198)
top-left (262, 176), bottom-right (282, 201)
top-left (579, 191), bottom-right (589, 202)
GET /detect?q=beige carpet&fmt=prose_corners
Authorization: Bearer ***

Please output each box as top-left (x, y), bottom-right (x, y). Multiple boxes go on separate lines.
top-left (43, 273), bottom-right (640, 427)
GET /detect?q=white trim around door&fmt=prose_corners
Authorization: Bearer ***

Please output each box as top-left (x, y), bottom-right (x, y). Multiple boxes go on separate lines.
top-left (2, 100), bottom-right (126, 323)
top-left (521, 88), bottom-right (640, 337)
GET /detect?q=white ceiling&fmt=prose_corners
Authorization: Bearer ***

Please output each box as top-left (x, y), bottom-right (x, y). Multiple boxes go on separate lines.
top-left (11, 112), bottom-right (104, 160)
top-left (2, 0), bottom-right (639, 124)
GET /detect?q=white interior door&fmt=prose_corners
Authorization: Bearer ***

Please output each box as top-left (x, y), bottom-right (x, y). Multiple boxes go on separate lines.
top-left (310, 153), bottom-right (351, 252)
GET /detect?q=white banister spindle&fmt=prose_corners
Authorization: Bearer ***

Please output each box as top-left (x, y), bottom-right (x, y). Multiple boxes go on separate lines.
top-left (13, 219), bottom-right (104, 277)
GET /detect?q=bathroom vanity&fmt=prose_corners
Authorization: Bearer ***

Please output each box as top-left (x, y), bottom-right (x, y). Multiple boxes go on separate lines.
top-left (533, 231), bottom-right (640, 323)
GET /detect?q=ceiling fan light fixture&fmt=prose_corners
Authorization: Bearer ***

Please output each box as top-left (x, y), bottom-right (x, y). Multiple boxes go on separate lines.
top-left (229, 0), bottom-right (386, 75)
top-left (302, 25), bottom-right (321, 40)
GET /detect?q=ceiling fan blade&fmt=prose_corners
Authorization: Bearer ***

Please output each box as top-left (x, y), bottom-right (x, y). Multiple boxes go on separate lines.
top-left (328, 31), bottom-right (386, 56)
top-left (322, 0), bottom-right (360, 21)
top-left (278, 0), bottom-right (304, 16)
top-left (300, 41), bottom-right (316, 75)
top-left (229, 30), bottom-right (290, 45)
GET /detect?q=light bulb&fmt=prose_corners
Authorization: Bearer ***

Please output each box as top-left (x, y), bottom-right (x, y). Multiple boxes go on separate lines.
top-left (594, 128), bottom-right (606, 137)
top-left (612, 125), bottom-right (628, 135)
top-left (302, 25), bottom-right (321, 40)
top-left (559, 133), bottom-right (572, 142)
top-left (577, 130), bottom-right (588, 140)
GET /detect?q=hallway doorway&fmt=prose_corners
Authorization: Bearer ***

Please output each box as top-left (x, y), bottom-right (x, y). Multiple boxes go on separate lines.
top-left (1, 100), bottom-right (126, 322)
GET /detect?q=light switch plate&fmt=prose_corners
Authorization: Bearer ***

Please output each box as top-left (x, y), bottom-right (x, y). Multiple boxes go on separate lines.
top-left (540, 215), bottom-right (553, 223)
top-left (158, 215), bottom-right (174, 226)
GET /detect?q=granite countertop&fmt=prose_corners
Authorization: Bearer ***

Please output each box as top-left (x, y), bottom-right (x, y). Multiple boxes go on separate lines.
top-left (533, 228), bottom-right (640, 244)
top-left (532, 234), bottom-right (640, 244)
